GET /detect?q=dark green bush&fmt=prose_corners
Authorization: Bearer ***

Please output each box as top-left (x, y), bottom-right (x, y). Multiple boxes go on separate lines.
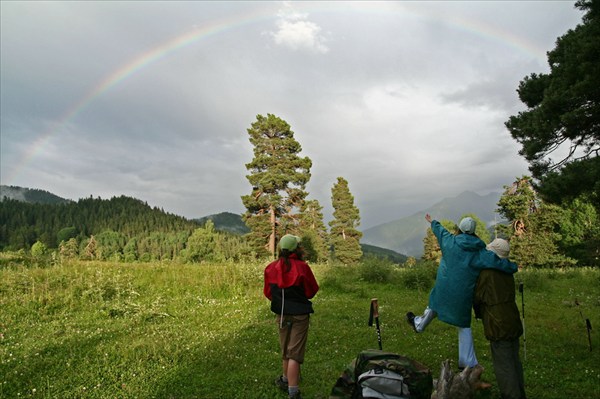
top-left (358, 255), bottom-right (395, 283)
top-left (402, 261), bottom-right (437, 291)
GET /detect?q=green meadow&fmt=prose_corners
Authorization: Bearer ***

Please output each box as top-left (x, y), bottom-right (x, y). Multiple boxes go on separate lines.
top-left (1, 256), bottom-right (599, 399)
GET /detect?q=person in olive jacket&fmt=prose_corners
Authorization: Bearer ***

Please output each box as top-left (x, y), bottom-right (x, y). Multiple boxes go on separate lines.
top-left (264, 234), bottom-right (319, 399)
top-left (474, 238), bottom-right (526, 399)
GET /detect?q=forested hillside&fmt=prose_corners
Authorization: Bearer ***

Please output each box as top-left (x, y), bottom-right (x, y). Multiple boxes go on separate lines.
top-left (0, 184), bottom-right (410, 264)
top-left (0, 195), bottom-right (199, 251)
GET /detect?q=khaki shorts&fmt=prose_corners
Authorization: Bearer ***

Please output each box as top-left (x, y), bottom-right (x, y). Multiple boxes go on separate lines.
top-left (276, 314), bottom-right (310, 364)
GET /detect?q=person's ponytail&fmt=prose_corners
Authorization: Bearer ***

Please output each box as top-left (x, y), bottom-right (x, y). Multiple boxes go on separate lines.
top-left (281, 249), bottom-right (292, 272)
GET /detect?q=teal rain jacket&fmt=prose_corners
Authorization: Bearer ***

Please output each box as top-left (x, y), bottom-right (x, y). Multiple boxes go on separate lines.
top-left (428, 220), bottom-right (518, 328)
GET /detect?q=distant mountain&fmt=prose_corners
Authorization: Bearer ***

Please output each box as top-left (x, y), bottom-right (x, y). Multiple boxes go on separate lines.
top-left (0, 185), bottom-right (71, 205)
top-left (362, 191), bottom-right (502, 258)
top-left (195, 212), bottom-right (409, 262)
top-left (195, 212), bottom-right (250, 235)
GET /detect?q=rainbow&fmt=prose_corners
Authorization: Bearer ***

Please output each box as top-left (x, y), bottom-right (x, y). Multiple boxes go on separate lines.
top-left (5, 2), bottom-right (549, 184)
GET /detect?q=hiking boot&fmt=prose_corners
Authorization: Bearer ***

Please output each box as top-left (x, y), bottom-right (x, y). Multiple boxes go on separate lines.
top-left (274, 376), bottom-right (288, 392)
top-left (289, 391), bottom-right (302, 399)
top-left (406, 312), bottom-right (418, 333)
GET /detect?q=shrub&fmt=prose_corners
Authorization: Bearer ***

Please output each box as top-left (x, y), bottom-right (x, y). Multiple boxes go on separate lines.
top-left (358, 255), bottom-right (395, 283)
top-left (402, 261), bottom-right (437, 291)
top-left (31, 240), bottom-right (48, 258)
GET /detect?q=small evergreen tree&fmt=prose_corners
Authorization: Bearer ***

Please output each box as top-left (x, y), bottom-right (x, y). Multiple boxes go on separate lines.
top-left (31, 240), bottom-right (47, 258)
top-left (59, 238), bottom-right (79, 260)
top-left (95, 230), bottom-right (126, 261)
top-left (404, 257), bottom-right (417, 268)
top-left (329, 177), bottom-right (362, 265)
top-left (298, 199), bottom-right (328, 262)
top-left (186, 221), bottom-right (218, 263)
top-left (83, 235), bottom-right (97, 260)
top-left (123, 237), bottom-right (138, 262)
top-left (422, 219), bottom-right (456, 263)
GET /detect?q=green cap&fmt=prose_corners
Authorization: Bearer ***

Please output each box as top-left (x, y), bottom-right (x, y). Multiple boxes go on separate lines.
top-left (279, 235), bottom-right (300, 251)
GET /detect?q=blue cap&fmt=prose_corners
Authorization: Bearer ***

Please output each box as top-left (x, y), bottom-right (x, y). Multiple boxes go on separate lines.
top-left (459, 217), bottom-right (476, 234)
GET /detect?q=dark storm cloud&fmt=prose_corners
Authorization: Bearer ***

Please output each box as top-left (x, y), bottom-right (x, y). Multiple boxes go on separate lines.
top-left (0, 1), bottom-right (585, 226)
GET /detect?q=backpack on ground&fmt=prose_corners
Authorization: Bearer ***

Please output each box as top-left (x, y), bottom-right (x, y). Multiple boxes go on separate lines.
top-left (330, 349), bottom-right (433, 399)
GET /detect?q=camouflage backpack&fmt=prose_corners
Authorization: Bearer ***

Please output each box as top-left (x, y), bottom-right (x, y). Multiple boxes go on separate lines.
top-left (330, 349), bottom-right (433, 399)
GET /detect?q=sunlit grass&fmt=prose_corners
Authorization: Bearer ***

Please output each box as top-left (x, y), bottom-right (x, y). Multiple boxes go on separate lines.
top-left (0, 258), bottom-right (598, 398)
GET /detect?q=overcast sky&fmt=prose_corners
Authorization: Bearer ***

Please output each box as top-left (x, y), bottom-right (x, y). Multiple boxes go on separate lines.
top-left (0, 1), bottom-right (584, 229)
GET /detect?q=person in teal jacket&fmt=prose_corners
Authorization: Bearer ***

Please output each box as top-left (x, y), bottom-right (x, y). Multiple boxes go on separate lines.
top-left (407, 214), bottom-right (518, 370)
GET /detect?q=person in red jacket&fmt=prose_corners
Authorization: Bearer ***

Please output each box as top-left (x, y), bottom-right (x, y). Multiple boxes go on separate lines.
top-left (264, 234), bottom-right (319, 399)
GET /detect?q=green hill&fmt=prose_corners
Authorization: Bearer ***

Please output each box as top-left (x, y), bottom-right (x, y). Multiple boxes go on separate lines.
top-left (0, 185), bottom-right (71, 204)
top-left (360, 243), bottom-right (408, 263)
top-left (0, 193), bottom-right (200, 250)
top-left (195, 212), bottom-right (250, 235)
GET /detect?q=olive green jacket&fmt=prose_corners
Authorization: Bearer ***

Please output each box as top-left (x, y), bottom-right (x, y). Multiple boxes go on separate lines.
top-left (473, 269), bottom-right (523, 341)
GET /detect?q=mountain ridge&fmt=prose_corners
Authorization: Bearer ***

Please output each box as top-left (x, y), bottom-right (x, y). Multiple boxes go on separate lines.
top-left (0, 185), bottom-right (71, 204)
top-left (362, 190), bottom-right (502, 257)
top-left (1, 185), bottom-right (500, 259)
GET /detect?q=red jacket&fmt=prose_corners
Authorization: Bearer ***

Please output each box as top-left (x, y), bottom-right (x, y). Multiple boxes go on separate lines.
top-left (264, 253), bottom-right (319, 315)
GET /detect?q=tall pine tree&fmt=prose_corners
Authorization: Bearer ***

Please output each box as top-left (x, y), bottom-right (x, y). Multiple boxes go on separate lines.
top-left (504, 0), bottom-right (599, 206)
top-left (329, 177), bottom-right (362, 265)
top-left (241, 114), bottom-right (312, 258)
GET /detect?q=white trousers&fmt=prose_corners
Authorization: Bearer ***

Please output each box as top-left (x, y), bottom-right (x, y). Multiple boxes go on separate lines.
top-left (414, 307), bottom-right (478, 368)
top-left (458, 327), bottom-right (478, 368)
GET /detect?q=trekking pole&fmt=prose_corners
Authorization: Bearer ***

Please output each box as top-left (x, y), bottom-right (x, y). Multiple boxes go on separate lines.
top-left (368, 298), bottom-right (383, 350)
top-left (586, 319), bottom-right (593, 352)
top-left (575, 298), bottom-right (593, 352)
top-left (519, 282), bottom-right (526, 360)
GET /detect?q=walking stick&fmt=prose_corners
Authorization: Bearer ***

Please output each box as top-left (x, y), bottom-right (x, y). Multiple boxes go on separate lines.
top-left (586, 319), bottom-right (593, 352)
top-left (519, 282), bottom-right (526, 360)
top-left (368, 298), bottom-right (383, 350)
top-left (575, 298), bottom-right (593, 352)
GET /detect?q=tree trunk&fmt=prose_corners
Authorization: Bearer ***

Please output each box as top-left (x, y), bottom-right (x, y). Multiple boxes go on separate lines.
top-left (270, 205), bottom-right (276, 259)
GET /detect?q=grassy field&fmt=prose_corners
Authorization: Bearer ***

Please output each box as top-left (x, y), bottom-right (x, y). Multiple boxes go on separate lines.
top-left (1, 256), bottom-right (599, 399)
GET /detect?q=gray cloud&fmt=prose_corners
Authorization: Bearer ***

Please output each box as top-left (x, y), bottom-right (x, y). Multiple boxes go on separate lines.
top-left (0, 1), bottom-right (584, 228)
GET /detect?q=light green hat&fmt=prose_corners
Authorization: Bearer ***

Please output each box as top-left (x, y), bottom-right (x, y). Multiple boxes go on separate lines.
top-left (279, 234), bottom-right (300, 251)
